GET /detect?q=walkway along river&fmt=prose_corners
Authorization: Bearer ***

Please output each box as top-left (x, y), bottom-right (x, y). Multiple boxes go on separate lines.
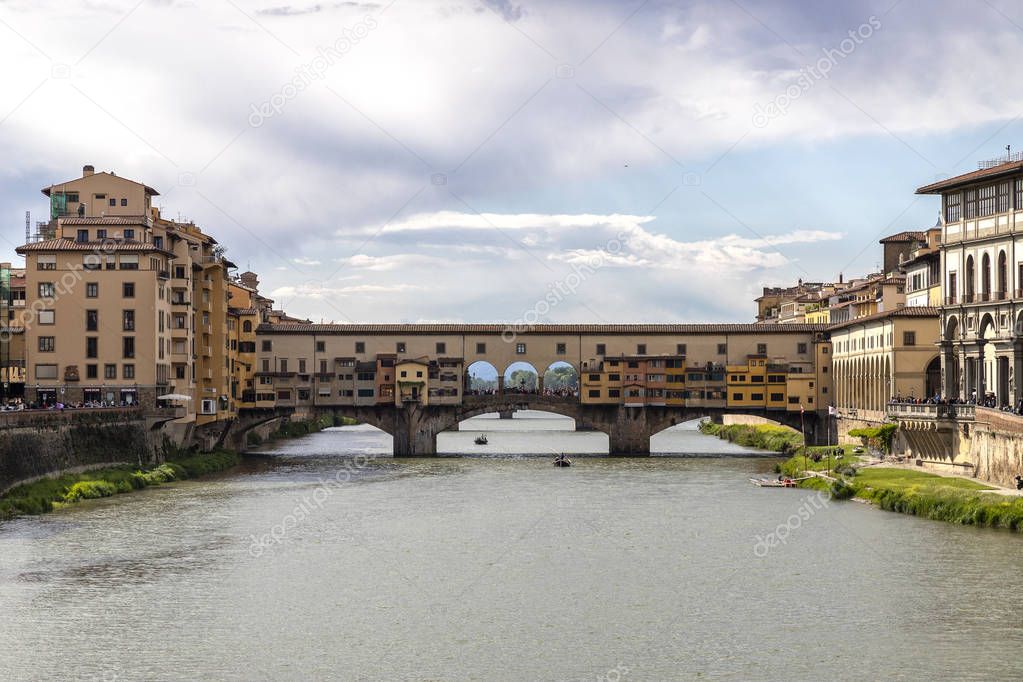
top-left (0, 416), bottom-right (1021, 680)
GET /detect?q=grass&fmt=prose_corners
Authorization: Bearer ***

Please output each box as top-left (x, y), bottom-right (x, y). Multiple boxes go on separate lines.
top-left (269, 414), bottom-right (358, 441)
top-left (0, 449), bottom-right (241, 521)
top-left (778, 451), bottom-right (1023, 531)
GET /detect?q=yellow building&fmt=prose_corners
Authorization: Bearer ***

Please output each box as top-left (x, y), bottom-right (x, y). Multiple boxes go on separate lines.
top-left (396, 359), bottom-right (429, 404)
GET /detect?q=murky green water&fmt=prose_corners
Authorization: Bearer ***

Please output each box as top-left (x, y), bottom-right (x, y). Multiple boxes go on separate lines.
top-left (1, 421), bottom-right (1021, 681)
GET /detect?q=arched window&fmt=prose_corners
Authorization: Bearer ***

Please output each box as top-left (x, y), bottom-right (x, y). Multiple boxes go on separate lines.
top-left (981, 253), bottom-right (991, 297)
top-left (242, 320), bottom-right (252, 333)
top-left (966, 255), bottom-right (975, 300)
top-left (998, 251), bottom-right (1007, 298)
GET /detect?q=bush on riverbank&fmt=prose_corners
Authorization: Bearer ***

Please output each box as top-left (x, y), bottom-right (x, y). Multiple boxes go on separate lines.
top-left (698, 421), bottom-right (804, 454)
top-left (0, 449), bottom-right (241, 521)
top-left (847, 423), bottom-right (898, 454)
top-left (271, 414), bottom-right (358, 441)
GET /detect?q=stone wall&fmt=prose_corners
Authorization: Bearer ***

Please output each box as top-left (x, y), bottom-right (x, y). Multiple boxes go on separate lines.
top-left (965, 409), bottom-right (1023, 487)
top-left (0, 412), bottom-right (156, 493)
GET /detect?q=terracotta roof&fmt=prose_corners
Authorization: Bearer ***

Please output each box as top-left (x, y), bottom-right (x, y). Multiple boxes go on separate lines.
top-left (58, 215), bottom-right (150, 225)
top-left (257, 323), bottom-right (829, 335)
top-left (826, 306), bottom-right (940, 333)
top-left (231, 307), bottom-right (260, 315)
top-left (879, 231), bottom-right (925, 243)
top-left (16, 238), bottom-right (173, 256)
top-left (916, 160), bottom-right (1023, 194)
top-left (41, 171), bottom-right (159, 197)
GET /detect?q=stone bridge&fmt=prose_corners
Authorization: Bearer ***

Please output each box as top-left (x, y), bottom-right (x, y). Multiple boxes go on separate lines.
top-left (231, 395), bottom-right (820, 455)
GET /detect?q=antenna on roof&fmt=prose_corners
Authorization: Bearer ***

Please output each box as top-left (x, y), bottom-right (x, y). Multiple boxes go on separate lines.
top-left (25, 211), bottom-right (29, 245)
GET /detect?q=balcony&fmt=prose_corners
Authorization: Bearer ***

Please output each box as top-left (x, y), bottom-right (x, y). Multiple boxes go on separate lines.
top-left (158, 270), bottom-right (170, 280)
top-left (171, 297), bottom-right (191, 306)
top-left (886, 402), bottom-right (975, 421)
top-left (202, 345), bottom-right (212, 357)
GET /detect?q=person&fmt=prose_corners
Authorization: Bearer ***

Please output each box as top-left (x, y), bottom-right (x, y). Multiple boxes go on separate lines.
top-left (1015, 475), bottom-right (1023, 491)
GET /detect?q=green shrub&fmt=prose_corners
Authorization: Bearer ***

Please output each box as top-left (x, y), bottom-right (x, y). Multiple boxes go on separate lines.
top-left (703, 423), bottom-right (804, 454)
top-left (63, 480), bottom-right (117, 502)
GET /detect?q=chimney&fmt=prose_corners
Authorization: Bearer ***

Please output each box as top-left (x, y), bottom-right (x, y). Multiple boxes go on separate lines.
top-left (838, 272), bottom-right (843, 284)
top-left (83, 164), bottom-right (94, 177)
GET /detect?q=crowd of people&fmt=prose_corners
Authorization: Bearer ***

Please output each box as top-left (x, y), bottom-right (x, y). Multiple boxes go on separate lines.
top-left (468, 386), bottom-right (579, 398)
top-left (890, 391), bottom-right (1023, 413)
top-left (2, 398), bottom-right (138, 412)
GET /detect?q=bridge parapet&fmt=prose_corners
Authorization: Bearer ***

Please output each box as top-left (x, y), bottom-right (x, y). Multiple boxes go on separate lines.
top-left (886, 402), bottom-right (975, 422)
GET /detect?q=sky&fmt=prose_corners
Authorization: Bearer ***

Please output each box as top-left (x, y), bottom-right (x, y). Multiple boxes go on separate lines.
top-left (2, 0), bottom-right (1023, 324)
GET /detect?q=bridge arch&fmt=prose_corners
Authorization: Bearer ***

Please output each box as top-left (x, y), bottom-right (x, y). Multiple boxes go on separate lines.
top-left (504, 361), bottom-right (539, 393)
top-left (466, 360), bottom-right (499, 394)
top-left (543, 360), bottom-right (579, 397)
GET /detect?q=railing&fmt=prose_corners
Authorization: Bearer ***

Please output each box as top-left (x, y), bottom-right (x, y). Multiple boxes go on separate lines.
top-left (945, 295), bottom-right (957, 305)
top-left (886, 402), bottom-right (975, 420)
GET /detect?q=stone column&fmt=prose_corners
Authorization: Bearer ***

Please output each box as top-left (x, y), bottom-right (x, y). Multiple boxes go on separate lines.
top-left (1013, 342), bottom-right (1023, 407)
top-left (497, 375), bottom-right (505, 395)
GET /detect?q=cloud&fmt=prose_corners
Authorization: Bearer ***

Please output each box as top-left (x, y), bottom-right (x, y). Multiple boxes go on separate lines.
top-left (257, 1), bottom-right (378, 16)
top-left (478, 0), bottom-right (523, 22)
top-left (292, 257), bottom-right (322, 266)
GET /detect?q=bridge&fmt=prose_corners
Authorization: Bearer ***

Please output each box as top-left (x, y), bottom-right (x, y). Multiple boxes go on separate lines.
top-left (229, 394), bottom-right (822, 455)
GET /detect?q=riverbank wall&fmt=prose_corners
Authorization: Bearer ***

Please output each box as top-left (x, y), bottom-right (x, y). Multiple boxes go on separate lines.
top-left (0, 411), bottom-right (159, 494)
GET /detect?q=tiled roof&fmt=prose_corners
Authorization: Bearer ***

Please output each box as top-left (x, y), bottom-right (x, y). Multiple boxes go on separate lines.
top-left (879, 231), bottom-right (926, 243)
top-left (827, 306), bottom-right (940, 332)
top-left (58, 215), bottom-right (150, 225)
top-left (16, 238), bottom-right (173, 255)
top-left (916, 161), bottom-right (1023, 194)
top-left (258, 322), bottom-right (830, 335)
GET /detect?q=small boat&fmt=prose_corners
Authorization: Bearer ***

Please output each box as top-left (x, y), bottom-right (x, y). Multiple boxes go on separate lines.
top-left (553, 454), bottom-right (571, 467)
top-left (749, 477), bottom-right (805, 488)
top-left (474, 434), bottom-right (488, 445)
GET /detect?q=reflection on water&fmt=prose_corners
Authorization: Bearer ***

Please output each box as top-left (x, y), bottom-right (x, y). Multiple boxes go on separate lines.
top-left (1, 424), bottom-right (1022, 681)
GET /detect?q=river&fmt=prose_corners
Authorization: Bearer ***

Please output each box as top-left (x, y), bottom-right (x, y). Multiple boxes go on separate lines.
top-left (1, 416), bottom-right (1021, 681)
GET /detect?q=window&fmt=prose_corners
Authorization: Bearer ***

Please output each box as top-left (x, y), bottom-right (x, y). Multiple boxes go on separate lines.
top-left (122, 310), bottom-right (135, 331)
top-left (998, 182), bottom-right (1011, 213)
top-left (123, 364), bottom-right (135, 379)
top-left (596, 343), bottom-right (606, 355)
top-left (261, 359), bottom-right (270, 372)
top-left (316, 341), bottom-right (325, 353)
top-left (76, 229), bottom-right (89, 243)
top-left (751, 393), bottom-right (763, 401)
top-left (38, 310), bottom-right (54, 325)
top-left (123, 229), bottom-right (135, 240)
top-left (588, 390), bottom-right (600, 398)
top-left (608, 389), bottom-right (620, 398)
top-left (280, 359), bottom-right (289, 373)
top-left (717, 343), bottom-right (727, 355)
top-left (732, 392), bottom-right (742, 401)
top-left (903, 331), bottom-right (916, 346)
top-left (261, 340), bottom-right (272, 352)
top-left (476, 343), bottom-right (486, 354)
top-left (119, 255), bottom-right (139, 270)
top-left (120, 198), bottom-right (128, 207)
top-left (556, 343), bottom-right (566, 354)
top-left (38, 282), bottom-right (54, 298)
top-left (34, 364), bottom-right (58, 379)
top-left (38, 337), bottom-right (55, 352)
top-left (944, 191), bottom-right (961, 223)
top-left (757, 343), bottom-right (767, 355)
top-left (797, 342), bottom-right (808, 354)
top-left (108, 198), bottom-right (116, 207)
top-left (677, 344), bottom-right (687, 355)
top-left (86, 337), bottom-right (97, 358)
top-left (36, 255), bottom-right (56, 270)
top-left (355, 342), bottom-right (365, 353)
top-left (396, 342), bottom-right (406, 353)
top-left (1016, 179), bottom-right (1023, 211)
top-left (86, 364), bottom-right (98, 379)
top-left (123, 336), bottom-right (135, 358)
top-left (637, 344), bottom-right (647, 355)
top-left (788, 396), bottom-right (799, 404)
top-left (86, 282), bottom-right (98, 298)
top-left (436, 342), bottom-right (446, 354)
top-left (516, 343), bottom-right (526, 354)
top-left (122, 282), bottom-right (135, 298)
top-left (298, 359), bottom-right (307, 374)
top-left (357, 388), bottom-right (374, 398)
top-left (104, 364), bottom-right (117, 379)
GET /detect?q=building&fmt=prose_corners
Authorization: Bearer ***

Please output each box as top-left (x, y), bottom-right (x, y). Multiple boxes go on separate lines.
top-left (899, 227), bottom-right (942, 307)
top-left (830, 307), bottom-right (941, 418)
top-left (879, 230), bottom-right (926, 275)
top-left (0, 263), bottom-right (26, 401)
top-left (15, 165), bottom-right (251, 423)
top-left (917, 155), bottom-right (1023, 405)
top-left (826, 274), bottom-right (905, 324)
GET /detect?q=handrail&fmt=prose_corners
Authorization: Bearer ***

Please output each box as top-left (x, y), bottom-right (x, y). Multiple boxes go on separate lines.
top-left (885, 402), bottom-right (975, 420)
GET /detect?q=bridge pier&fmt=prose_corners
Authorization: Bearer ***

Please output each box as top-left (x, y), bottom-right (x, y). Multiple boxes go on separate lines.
top-left (498, 410), bottom-right (514, 420)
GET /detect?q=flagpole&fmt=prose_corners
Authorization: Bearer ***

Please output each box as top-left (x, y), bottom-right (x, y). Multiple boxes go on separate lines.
top-left (800, 404), bottom-right (807, 472)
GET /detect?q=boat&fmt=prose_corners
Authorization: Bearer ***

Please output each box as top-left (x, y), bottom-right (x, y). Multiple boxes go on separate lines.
top-left (553, 454), bottom-right (571, 467)
top-left (749, 476), bottom-right (808, 488)
top-left (474, 434), bottom-right (488, 445)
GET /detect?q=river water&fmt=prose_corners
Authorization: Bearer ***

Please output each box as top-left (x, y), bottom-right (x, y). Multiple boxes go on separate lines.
top-left (1, 416), bottom-right (1022, 681)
